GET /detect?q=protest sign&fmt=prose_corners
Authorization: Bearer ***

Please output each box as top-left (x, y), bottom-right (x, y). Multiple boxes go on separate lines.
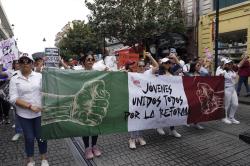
top-left (0, 38), bottom-right (19, 69)
top-left (44, 48), bottom-right (60, 67)
top-left (41, 68), bottom-right (225, 139)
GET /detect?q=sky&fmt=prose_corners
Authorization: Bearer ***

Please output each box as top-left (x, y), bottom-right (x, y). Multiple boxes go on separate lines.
top-left (1, 0), bottom-right (90, 54)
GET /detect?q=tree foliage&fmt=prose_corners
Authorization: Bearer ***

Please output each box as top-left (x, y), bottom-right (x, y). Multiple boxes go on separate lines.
top-left (85, 0), bottom-right (185, 46)
top-left (57, 20), bottom-right (102, 59)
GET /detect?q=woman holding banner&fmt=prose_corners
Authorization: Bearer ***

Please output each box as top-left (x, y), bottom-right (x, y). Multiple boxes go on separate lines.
top-left (156, 57), bottom-right (181, 138)
top-left (185, 61), bottom-right (204, 129)
top-left (9, 54), bottom-right (49, 166)
top-left (128, 52), bottom-right (159, 149)
top-left (77, 53), bottom-right (102, 160)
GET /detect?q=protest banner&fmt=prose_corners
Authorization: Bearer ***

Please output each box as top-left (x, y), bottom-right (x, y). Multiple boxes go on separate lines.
top-left (44, 48), bottom-right (60, 67)
top-left (42, 68), bottom-right (225, 139)
top-left (0, 38), bottom-right (19, 69)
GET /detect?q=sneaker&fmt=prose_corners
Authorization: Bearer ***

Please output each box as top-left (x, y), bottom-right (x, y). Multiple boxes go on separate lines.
top-left (169, 129), bottom-right (181, 138)
top-left (85, 147), bottom-right (94, 160)
top-left (195, 124), bottom-right (204, 130)
top-left (156, 128), bottom-right (165, 135)
top-left (222, 118), bottom-right (232, 124)
top-left (12, 124), bottom-right (15, 128)
top-left (185, 124), bottom-right (191, 127)
top-left (92, 145), bottom-right (101, 157)
top-left (129, 139), bottom-right (136, 149)
top-left (11, 133), bottom-right (21, 141)
top-left (230, 118), bottom-right (240, 124)
top-left (137, 137), bottom-right (146, 146)
top-left (27, 161), bottom-right (35, 166)
top-left (41, 160), bottom-right (49, 166)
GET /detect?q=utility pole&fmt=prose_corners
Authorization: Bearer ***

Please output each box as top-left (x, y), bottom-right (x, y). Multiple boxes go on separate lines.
top-left (214, 0), bottom-right (219, 74)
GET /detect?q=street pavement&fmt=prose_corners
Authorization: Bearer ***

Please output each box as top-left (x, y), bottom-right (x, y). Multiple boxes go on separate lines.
top-left (0, 102), bottom-right (250, 166)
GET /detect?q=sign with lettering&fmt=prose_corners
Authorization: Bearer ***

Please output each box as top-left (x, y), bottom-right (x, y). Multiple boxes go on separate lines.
top-left (41, 68), bottom-right (225, 139)
top-left (0, 38), bottom-right (19, 69)
top-left (44, 48), bottom-right (60, 67)
top-left (128, 74), bottom-right (189, 131)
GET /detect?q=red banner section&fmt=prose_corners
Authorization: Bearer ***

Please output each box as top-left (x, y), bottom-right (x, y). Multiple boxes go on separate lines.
top-left (183, 76), bottom-right (225, 124)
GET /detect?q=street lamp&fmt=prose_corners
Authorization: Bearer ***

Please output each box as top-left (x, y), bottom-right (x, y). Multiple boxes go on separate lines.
top-left (214, 0), bottom-right (219, 75)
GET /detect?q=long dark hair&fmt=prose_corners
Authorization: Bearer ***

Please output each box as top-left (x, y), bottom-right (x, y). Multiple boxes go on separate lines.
top-left (158, 64), bottom-right (172, 75)
top-left (12, 60), bottom-right (19, 70)
top-left (80, 53), bottom-right (95, 66)
top-left (189, 61), bottom-right (200, 74)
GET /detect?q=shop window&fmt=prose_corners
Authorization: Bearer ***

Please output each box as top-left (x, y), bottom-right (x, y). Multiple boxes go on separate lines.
top-left (213, 0), bottom-right (248, 10)
top-left (217, 29), bottom-right (247, 62)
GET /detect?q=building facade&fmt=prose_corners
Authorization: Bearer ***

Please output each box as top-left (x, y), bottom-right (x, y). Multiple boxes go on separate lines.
top-left (198, 0), bottom-right (250, 62)
top-left (0, 1), bottom-right (14, 40)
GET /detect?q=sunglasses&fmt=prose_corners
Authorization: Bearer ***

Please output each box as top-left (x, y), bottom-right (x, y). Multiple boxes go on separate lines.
top-left (19, 59), bottom-right (32, 64)
top-left (86, 58), bottom-right (95, 62)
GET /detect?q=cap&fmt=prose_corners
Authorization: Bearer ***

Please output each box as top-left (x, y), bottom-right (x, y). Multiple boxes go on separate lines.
top-left (19, 53), bottom-right (34, 61)
top-left (170, 48), bottom-right (176, 53)
top-left (224, 59), bottom-right (232, 64)
top-left (138, 61), bottom-right (145, 66)
top-left (161, 58), bottom-right (170, 63)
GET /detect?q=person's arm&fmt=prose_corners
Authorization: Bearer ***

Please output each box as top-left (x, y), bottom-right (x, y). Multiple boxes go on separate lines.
top-left (238, 54), bottom-right (248, 68)
top-left (145, 52), bottom-right (159, 74)
top-left (59, 56), bottom-right (70, 69)
top-left (9, 78), bottom-right (42, 113)
top-left (169, 53), bottom-right (180, 65)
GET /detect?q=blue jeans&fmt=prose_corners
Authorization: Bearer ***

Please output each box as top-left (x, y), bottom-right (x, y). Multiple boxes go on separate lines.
top-left (12, 111), bottom-right (22, 134)
top-left (237, 76), bottom-right (250, 95)
top-left (18, 115), bottom-right (47, 157)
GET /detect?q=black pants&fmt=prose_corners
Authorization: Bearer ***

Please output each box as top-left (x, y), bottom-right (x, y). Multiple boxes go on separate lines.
top-left (82, 136), bottom-right (98, 148)
top-left (0, 81), bottom-right (10, 121)
top-left (0, 97), bottom-right (10, 121)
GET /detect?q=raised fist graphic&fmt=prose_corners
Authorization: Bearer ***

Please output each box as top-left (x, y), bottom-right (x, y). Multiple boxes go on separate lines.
top-left (42, 80), bottom-right (110, 126)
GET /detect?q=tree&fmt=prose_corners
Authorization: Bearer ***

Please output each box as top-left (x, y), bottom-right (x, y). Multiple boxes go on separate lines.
top-left (57, 20), bottom-right (102, 59)
top-left (85, 0), bottom-right (185, 47)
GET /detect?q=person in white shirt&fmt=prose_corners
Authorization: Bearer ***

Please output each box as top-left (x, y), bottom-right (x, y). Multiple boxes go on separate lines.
top-left (77, 53), bottom-right (102, 160)
top-left (216, 58), bottom-right (226, 76)
top-left (9, 60), bottom-right (23, 141)
top-left (155, 57), bottom-right (182, 138)
top-left (219, 59), bottom-right (240, 125)
top-left (128, 52), bottom-right (158, 149)
top-left (9, 54), bottom-right (49, 166)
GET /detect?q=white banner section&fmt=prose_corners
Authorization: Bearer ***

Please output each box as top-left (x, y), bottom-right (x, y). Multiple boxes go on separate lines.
top-left (128, 73), bottom-right (189, 131)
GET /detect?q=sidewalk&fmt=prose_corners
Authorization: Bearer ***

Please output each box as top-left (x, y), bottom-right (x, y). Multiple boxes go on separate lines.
top-left (1, 105), bottom-right (250, 166)
top-left (0, 122), bottom-right (77, 166)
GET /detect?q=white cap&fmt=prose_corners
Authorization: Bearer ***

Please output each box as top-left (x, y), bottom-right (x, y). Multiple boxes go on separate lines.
top-left (19, 53), bottom-right (34, 61)
top-left (224, 58), bottom-right (232, 64)
top-left (220, 57), bottom-right (227, 63)
top-left (161, 58), bottom-right (170, 63)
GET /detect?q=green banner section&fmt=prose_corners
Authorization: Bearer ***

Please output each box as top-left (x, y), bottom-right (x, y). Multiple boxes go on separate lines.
top-left (42, 68), bottom-right (128, 139)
